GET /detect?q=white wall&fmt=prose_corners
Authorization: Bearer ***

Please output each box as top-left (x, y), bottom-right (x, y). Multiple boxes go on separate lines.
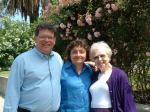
top-left (0, 76), bottom-right (7, 97)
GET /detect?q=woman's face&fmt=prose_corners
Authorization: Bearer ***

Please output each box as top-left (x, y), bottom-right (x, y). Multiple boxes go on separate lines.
top-left (70, 46), bottom-right (87, 66)
top-left (93, 48), bottom-right (110, 72)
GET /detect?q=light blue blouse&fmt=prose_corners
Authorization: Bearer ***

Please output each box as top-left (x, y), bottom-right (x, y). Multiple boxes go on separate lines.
top-left (60, 60), bottom-right (93, 112)
top-left (4, 48), bottom-right (63, 112)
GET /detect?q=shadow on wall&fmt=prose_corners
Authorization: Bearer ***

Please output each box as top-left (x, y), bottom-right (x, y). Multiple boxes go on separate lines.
top-left (136, 104), bottom-right (150, 112)
top-left (0, 76), bottom-right (7, 97)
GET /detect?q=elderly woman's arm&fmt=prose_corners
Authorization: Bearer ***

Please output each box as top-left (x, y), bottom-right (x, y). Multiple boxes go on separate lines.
top-left (120, 72), bottom-right (137, 112)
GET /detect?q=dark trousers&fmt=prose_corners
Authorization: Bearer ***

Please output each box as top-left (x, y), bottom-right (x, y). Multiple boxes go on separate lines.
top-left (17, 107), bottom-right (30, 112)
top-left (17, 107), bottom-right (60, 112)
top-left (91, 108), bottom-right (112, 112)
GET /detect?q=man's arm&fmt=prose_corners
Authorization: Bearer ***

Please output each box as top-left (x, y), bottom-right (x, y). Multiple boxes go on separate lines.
top-left (3, 57), bottom-right (24, 112)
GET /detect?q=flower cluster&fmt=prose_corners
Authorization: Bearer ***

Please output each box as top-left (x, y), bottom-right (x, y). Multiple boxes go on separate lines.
top-left (59, 22), bottom-right (73, 40)
top-left (57, 0), bottom-right (119, 40)
top-left (105, 3), bottom-right (118, 13)
top-left (59, 0), bottom-right (81, 7)
top-left (95, 8), bottom-right (102, 18)
top-left (146, 52), bottom-right (150, 57)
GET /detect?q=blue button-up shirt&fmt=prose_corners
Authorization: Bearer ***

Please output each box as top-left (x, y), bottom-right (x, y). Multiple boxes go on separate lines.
top-left (60, 60), bottom-right (93, 112)
top-left (4, 48), bottom-right (63, 112)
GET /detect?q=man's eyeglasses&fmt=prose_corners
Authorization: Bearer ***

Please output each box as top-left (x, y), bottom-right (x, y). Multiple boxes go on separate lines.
top-left (38, 35), bottom-right (55, 40)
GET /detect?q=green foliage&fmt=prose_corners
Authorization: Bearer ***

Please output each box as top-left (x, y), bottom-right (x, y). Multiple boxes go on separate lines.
top-left (0, 71), bottom-right (9, 77)
top-left (0, 0), bottom-right (149, 103)
top-left (0, 17), bottom-right (34, 69)
top-left (47, 0), bottom-right (150, 103)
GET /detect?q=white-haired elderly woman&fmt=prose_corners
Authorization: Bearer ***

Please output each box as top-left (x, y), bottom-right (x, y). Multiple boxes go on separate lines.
top-left (89, 41), bottom-right (137, 112)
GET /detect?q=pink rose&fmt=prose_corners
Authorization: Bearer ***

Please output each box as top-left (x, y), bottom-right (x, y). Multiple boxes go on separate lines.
top-left (96, 7), bottom-right (102, 12)
top-left (67, 22), bottom-right (72, 28)
top-left (85, 13), bottom-right (92, 25)
top-left (106, 3), bottom-right (111, 9)
top-left (95, 11), bottom-right (102, 18)
top-left (108, 9), bottom-right (112, 14)
top-left (70, 16), bottom-right (76, 20)
top-left (59, 23), bottom-right (66, 29)
top-left (77, 19), bottom-right (85, 26)
top-left (87, 33), bottom-right (92, 40)
top-left (111, 3), bottom-right (118, 11)
top-left (94, 32), bottom-right (101, 38)
top-left (146, 52), bottom-right (150, 56)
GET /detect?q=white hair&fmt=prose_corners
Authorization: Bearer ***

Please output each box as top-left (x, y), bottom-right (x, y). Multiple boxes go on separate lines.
top-left (90, 41), bottom-right (112, 60)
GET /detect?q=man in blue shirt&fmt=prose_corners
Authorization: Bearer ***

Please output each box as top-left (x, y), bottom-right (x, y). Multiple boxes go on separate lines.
top-left (3, 22), bottom-right (63, 112)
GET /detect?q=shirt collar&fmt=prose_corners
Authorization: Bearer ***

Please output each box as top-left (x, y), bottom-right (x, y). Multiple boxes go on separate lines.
top-left (64, 59), bottom-right (91, 72)
top-left (33, 47), bottom-right (54, 58)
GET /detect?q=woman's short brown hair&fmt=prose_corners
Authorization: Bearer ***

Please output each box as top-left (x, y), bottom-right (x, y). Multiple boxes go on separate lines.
top-left (66, 38), bottom-right (89, 61)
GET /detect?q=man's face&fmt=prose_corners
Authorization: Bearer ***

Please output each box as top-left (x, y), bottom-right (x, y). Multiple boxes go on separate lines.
top-left (35, 29), bottom-right (56, 55)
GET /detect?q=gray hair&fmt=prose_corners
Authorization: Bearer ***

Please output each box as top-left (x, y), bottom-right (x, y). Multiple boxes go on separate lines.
top-left (90, 41), bottom-right (112, 60)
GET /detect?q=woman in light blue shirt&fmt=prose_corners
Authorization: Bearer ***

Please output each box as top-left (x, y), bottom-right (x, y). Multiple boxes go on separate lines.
top-left (60, 39), bottom-right (93, 112)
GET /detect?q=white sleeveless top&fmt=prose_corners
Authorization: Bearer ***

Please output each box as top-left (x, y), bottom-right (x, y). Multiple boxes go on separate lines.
top-left (90, 70), bottom-right (112, 108)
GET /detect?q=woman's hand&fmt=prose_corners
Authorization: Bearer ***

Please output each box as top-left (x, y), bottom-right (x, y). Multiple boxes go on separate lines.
top-left (84, 61), bottom-right (98, 72)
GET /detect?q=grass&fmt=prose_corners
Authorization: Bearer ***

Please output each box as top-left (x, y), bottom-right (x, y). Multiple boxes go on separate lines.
top-left (0, 71), bottom-right (9, 77)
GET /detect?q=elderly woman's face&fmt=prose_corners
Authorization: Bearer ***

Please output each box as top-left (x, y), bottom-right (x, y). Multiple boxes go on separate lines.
top-left (92, 48), bottom-right (110, 72)
top-left (70, 46), bottom-right (87, 66)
